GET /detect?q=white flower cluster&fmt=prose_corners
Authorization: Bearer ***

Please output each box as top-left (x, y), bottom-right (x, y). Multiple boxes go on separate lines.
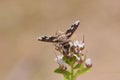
top-left (55, 36), bottom-right (92, 70)
top-left (55, 55), bottom-right (66, 70)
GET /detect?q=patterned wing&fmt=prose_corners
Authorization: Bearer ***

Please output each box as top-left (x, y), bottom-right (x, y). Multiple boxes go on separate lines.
top-left (65, 20), bottom-right (80, 38)
top-left (37, 36), bottom-right (57, 43)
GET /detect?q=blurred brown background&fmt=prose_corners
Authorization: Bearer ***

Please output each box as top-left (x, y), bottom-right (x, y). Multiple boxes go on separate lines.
top-left (0, 0), bottom-right (120, 80)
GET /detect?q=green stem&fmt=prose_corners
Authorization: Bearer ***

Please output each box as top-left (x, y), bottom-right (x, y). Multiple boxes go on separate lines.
top-left (71, 63), bottom-right (74, 80)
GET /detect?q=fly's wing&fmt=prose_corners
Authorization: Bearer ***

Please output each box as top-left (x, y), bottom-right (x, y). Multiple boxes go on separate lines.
top-left (37, 36), bottom-right (58, 43)
top-left (65, 20), bottom-right (80, 38)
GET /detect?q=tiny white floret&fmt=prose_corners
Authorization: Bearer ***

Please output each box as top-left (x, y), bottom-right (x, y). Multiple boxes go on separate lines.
top-left (73, 40), bottom-right (84, 48)
top-left (55, 55), bottom-right (64, 65)
top-left (79, 41), bottom-right (85, 48)
top-left (85, 58), bottom-right (92, 65)
top-left (73, 40), bottom-right (80, 47)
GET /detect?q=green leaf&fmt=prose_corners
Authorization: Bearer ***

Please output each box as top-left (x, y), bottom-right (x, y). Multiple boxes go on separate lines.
top-left (79, 63), bottom-right (84, 70)
top-left (63, 73), bottom-right (70, 80)
top-left (74, 68), bottom-right (91, 77)
top-left (70, 56), bottom-right (77, 64)
top-left (54, 68), bottom-right (70, 80)
top-left (54, 68), bottom-right (64, 74)
top-left (63, 56), bottom-right (71, 65)
top-left (54, 68), bottom-right (70, 75)
top-left (63, 56), bottom-right (77, 66)
top-left (74, 64), bottom-right (81, 69)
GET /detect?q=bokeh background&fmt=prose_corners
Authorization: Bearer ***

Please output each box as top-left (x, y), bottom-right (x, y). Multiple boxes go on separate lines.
top-left (0, 0), bottom-right (120, 80)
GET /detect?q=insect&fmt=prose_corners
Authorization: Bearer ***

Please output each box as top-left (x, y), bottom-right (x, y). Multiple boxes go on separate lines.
top-left (38, 20), bottom-right (80, 56)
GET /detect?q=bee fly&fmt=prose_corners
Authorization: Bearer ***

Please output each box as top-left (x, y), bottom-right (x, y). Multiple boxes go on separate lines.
top-left (38, 20), bottom-right (80, 57)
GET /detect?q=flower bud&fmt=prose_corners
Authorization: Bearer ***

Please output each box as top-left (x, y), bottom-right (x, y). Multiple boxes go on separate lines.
top-left (55, 55), bottom-right (67, 71)
top-left (85, 58), bottom-right (92, 68)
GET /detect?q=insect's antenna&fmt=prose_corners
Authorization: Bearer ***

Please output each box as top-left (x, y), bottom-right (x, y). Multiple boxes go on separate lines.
top-left (82, 35), bottom-right (85, 43)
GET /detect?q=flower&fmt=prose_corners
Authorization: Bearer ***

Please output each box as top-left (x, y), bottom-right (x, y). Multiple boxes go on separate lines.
top-left (85, 58), bottom-right (92, 68)
top-left (55, 55), bottom-right (67, 70)
top-left (73, 40), bottom-right (85, 53)
top-left (73, 40), bottom-right (84, 49)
